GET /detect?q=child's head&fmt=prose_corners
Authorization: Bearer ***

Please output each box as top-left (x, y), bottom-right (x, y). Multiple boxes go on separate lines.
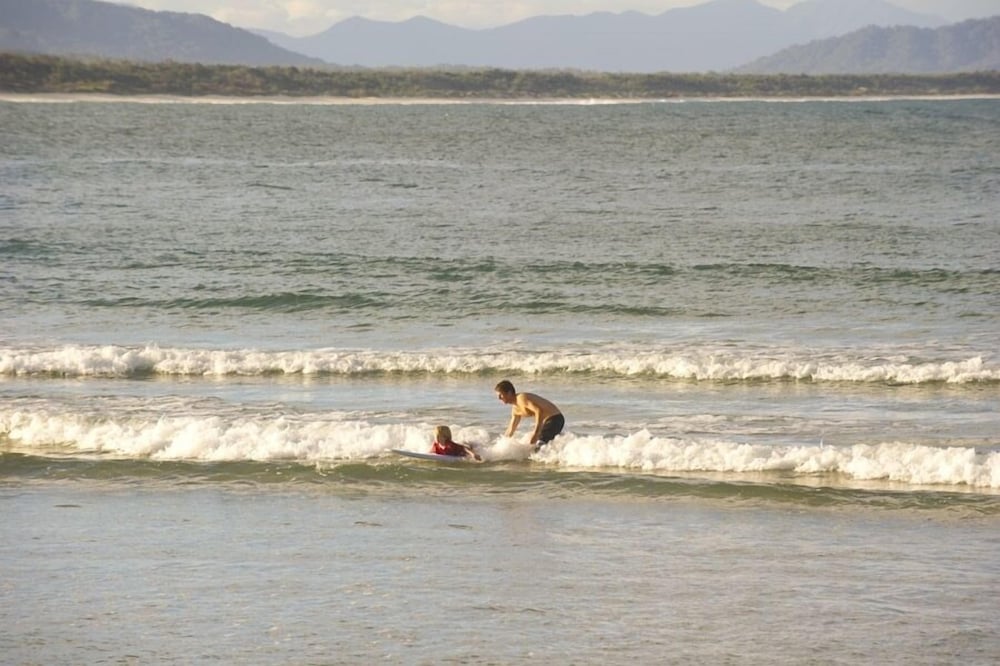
top-left (434, 425), bottom-right (453, 442)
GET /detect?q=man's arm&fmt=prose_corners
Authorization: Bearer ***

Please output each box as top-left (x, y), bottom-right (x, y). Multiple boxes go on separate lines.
top-left (505, 410), bottom-right (521, 438)
top-left (530, 417), bottom-right (544, 445)
top-left (524, 399), bottom-right (544, 444)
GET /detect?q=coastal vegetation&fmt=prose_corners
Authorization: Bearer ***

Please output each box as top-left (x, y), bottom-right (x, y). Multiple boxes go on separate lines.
top-left (2, 53), bottom-right (998, 99)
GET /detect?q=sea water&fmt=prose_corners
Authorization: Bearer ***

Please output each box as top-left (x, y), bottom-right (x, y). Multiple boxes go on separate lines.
top-left (1, 96), bottom-right (998, 664)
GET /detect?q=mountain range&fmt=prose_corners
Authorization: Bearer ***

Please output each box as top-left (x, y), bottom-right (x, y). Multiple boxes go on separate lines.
top-left (0, 0), bottom-right (323, 66)
top-left (264, 0), bottom-right (949, 72)
top-left (0, 0), bottom-right (996, 74)
top-left (738, 16), bottom-right (1000, 74)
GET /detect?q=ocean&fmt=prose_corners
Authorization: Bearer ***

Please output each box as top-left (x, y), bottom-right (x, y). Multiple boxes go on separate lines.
top-left (1, 95), bottom-right (998, 664)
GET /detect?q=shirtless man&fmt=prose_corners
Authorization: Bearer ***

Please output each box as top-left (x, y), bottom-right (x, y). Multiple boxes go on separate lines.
top-left (494, 380), bottom-right (564, 448)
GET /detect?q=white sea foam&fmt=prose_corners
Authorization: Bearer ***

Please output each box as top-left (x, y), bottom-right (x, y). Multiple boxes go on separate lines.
top-left (3, 409), bottom-right (997, 488)
top-left (539, 431), bottom-right (1000, 488)
top-left (0, 408), bottom-right (454, 462)
top-left (1, 344), bottom-right (997, 384)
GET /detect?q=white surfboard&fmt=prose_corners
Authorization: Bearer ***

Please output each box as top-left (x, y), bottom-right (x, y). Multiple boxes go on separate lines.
top-left (391, 449), bottom-right (476, 463)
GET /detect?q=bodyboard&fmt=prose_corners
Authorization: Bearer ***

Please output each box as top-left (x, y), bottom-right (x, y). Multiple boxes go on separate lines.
top-left (391, 449), bottom-right (476, 463)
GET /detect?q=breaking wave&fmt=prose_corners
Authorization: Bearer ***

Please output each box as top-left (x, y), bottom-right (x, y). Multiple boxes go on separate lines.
top-left (1, 344), bottom-right (996, 384)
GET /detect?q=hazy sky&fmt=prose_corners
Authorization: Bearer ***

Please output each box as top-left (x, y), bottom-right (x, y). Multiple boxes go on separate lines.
top-left (122, 0), bottom-right (1000, 35)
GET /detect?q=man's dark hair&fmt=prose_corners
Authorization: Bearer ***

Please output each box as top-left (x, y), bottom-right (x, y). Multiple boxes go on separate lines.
top-left (494, 380), bottom-right (516, 395)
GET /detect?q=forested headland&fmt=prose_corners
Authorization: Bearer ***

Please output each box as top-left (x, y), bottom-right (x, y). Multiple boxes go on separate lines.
top-left (2, 53), bottom-right (998, 99)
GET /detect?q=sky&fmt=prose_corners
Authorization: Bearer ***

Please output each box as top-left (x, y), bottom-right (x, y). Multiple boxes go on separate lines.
top-left (122, 0), bottom-right (1000, 36)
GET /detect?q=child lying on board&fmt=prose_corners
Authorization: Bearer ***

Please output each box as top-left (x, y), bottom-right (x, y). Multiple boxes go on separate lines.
top-left (432, 425), bottom-right (481, 460)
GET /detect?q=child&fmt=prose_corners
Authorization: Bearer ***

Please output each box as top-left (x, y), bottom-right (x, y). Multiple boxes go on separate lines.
top-left (432, 425), bottom-right (480, 460)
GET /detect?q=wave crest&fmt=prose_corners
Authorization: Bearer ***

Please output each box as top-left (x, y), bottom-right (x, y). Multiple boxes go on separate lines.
top-left (2, 410), bottom-right (998, 489)
top-left (1, 344), bottom-right (996, 384)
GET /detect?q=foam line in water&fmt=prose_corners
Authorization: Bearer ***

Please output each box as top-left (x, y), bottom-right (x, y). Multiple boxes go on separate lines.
top-left (537, 431), bottom-right (1000, 488)
top-left (1, 344), bottom-right (996, 384)
top-left (3, 409), bottom-right (997, 488)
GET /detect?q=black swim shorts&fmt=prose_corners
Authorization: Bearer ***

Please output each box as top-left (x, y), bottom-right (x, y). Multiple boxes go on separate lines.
top-left (536, 413), bottom-right (565, 447)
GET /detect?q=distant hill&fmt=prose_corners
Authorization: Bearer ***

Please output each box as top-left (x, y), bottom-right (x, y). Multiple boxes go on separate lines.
top-left (737, 16), bottom-right (1000, 74)
top-left (0, 0), bottom-right (323, 66)
top-left (0, 0), bottom-right (960, 73)
top-left (264, 0), bottom-right (945, 72)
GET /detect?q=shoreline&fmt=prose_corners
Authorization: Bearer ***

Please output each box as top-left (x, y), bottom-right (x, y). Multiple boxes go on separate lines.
top-left (3, 92), bottom-right (1000, 105)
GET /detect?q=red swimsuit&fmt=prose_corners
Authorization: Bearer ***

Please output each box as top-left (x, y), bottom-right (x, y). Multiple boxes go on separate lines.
top-left (432, 440), bottom-right (467, 457)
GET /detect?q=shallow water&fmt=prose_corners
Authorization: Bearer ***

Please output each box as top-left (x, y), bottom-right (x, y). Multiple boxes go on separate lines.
top-left (3, 480), bottom-right (998, 665)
